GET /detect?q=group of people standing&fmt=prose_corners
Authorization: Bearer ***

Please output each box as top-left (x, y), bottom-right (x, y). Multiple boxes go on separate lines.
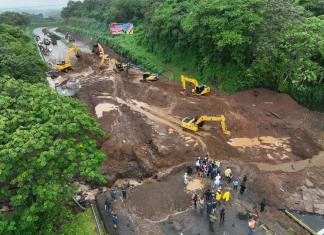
top-left (186, 156), bottom-right (264, 233)
top-left (104, 186), bottom-right (128, 229)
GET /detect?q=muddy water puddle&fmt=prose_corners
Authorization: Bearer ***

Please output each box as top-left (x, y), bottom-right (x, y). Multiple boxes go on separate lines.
top-left (254, 151), bottom-right (324, 172)
top-left (228, 136), bottom-right (291, 150)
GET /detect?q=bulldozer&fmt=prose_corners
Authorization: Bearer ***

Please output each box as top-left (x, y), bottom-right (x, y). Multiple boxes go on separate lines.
top-left (181, 115), bottom-right (230, 136)
top-left (181, 75), bottom-right (210, 95)
top-left (92, 43), bottom-right (110, 67)
top-left (55, 47), bottom-right (80, 71)
top-left (141, 72), bottom-right (159, 82)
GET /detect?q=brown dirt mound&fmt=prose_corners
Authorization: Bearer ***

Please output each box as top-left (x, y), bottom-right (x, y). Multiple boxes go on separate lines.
top-left (72, 58), bottom-right (323, 184)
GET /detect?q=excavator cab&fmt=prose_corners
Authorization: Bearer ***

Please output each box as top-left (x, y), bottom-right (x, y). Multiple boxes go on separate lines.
top-left (195, 85), bottom-right (208, 95)
top-left (141, 72), bottom-right (159, 82)
top-left (181, 115), bottom-right (231, 135)
top-left (92, 44), bottom-right (100, 55)
top-left (115, 62), bottom-right (129, 72)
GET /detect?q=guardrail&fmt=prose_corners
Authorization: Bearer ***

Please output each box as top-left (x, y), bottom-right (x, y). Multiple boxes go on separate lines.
top-left (91, 203), bottom-right (103, 235)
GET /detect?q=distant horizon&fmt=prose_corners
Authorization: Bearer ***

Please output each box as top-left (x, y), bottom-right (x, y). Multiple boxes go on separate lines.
top-left (0, 0), bottom-right (70, 10)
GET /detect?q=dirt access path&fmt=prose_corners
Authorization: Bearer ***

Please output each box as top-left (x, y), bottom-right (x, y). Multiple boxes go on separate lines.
top-left (48, 28), bottom-right (324, 234)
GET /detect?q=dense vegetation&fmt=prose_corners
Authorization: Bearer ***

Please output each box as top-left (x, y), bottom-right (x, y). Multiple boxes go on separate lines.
top-left (61, 0), bottom-right (324, 110)
top-left (0, 24), bottom-right (47, 83)
top-left (0, 13), bottom-right (106, 234)
top-left (0, 12), bottom-right (32, 27)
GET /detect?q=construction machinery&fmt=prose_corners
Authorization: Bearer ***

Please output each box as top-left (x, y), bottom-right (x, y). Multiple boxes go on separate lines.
top-left (65, 33), bottom-right (75, 42)
top-left (92, 43), bottom-right (110, 67)
top-left (110, 58), bottom-right (129, 72)
top-left (181, 75), bottom-right (210, 95)
top-left (141, 72), bottom-right (159, 82)
top-left (92, 43), bottom-right (129, 71)
top-left (181, 115), bottom-right (231, 135)
top-left (43, 38), bottom-right (51, 46)
top-left (55, 47), bottom-right (80, 71)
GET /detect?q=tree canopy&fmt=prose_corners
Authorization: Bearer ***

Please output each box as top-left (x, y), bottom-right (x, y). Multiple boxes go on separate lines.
top-left (62, 0), bottom-right (324, 110)
top-left (0, 24), bottom-right (47, 83)
top-left (0, 12), bottom-right (107, 234)
top-left (0, 12), bottom-right (31, 27)
top-left (0, 77), bottom-right (106, 234)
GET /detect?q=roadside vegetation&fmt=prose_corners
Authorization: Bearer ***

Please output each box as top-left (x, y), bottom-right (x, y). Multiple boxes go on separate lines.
top-left (61, 0), bottom-right (324, 110)
top-left (58, 208), bottom-right (100, 235)
top-left (0, 13), bottom-right (106, 235)
top-left (0, 24), bottom-right (47, 83)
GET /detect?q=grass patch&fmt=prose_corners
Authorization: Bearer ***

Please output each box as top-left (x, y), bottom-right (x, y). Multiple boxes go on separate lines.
top-left (59, 209), bottom-right (98, 235)
top-left (286, 227), bottom-right (296, 235)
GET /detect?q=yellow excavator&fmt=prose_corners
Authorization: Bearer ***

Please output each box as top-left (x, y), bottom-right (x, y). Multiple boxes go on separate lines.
top-left (92, 43), bottom-right (129, 71)
top-left (92, 43), bottom-right (110, 67)
top-left (181, 115), bottom-right (231, 135)
top-left (141, 72), bottom-right (159, 82)
top-left (110, 58), bottom-right (129, 72)
top-left (181, 75), bottom-right (210, 95)
top-left (55, 47), bottom-right (80, 71)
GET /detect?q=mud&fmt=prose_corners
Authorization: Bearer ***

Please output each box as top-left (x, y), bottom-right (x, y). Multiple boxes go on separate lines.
top-left (44, 27), bottom-right (324, 234)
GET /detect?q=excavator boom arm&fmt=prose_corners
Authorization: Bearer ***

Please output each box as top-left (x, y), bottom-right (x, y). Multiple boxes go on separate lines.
top-left (181, 75), bottom-right (199, 90)
top-left (195, 115), bottom-right (230, 135)
top-left (64, 47), bottom-right (79, 65)
top-left (98, 43), bottom-right (105, 56)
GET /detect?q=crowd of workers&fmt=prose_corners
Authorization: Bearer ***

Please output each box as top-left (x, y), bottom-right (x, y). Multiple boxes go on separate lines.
top-left (184, 156), bottom-right (266, 234)
top-left (103, 155), bottom-right (266, 233)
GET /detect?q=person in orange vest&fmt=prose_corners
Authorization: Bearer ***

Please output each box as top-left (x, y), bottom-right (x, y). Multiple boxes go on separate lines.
top-left (248, 217), bottom-right (257, 234)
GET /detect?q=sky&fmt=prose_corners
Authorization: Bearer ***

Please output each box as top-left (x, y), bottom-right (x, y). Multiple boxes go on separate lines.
top-left (0, 0), bottom-right (70, 10)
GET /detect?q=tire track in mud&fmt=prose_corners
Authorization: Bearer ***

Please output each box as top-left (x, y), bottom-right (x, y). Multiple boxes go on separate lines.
top-left (94, 72), bottom-right (209, 153)
top-left (96, 94), bottom-right (208, 153)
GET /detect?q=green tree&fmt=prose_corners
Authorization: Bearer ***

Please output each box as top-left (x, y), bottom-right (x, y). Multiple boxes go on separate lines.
top-left (59, 0), bottom-right (324, 110)
top-left (0, 24), bottom-right (47, 83)
top-left (248, 1), bottom-right (324, 109)
top-left (0, 12), bottom-right (31, 27)
top-left (298, 0), bottom-right (324, 16)
top-left (0, 77), bottom-right (106, 234)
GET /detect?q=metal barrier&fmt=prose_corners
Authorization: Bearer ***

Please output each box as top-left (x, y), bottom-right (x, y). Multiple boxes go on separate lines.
top-left (91, 203), bottom-right (103, 235)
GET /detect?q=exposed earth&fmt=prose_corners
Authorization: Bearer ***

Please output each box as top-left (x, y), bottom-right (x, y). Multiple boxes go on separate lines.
top-left (34, 27), bottom-right (324, 235)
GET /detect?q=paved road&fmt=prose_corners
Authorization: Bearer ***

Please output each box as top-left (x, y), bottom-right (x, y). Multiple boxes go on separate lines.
top-left (33, 27), bottom-right (69, 66)
top-left (33, 27), bottom-right (91, 67)
top-left (158, 201), bottom-right (265, 235)
top-left (96, 192), bottom-right (136, 235)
